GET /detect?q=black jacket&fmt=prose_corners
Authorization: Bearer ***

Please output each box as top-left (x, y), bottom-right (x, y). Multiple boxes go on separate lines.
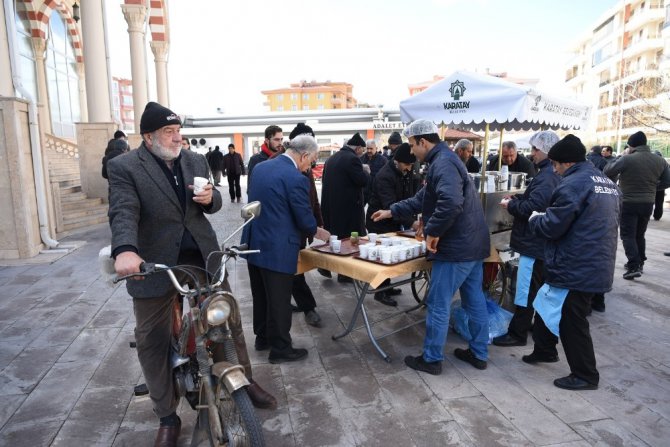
top-left (529, 162), bottom-right (621, 293)
top-left (507, 158), bottom-right (560, 260)
top-left (321, 146), bottom-right (369, 237)
top-left (222, 152), bottom-right (245, 176)
top-left (587, 152), bottom-right (608, 171)
top-left (366, 161), bottom-right (418, 233)
top-left (208, 149), bottom-right (224, 171)
top-left (487, 152), bottom-right (537, 177)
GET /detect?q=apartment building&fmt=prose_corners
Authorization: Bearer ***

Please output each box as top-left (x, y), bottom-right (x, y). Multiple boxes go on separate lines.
top-left (565, 0), bottom-right (669, 147)
top-left (262, 80), bottom-right (357, 111)
top-left (111, 77), bottom-right (134, 132)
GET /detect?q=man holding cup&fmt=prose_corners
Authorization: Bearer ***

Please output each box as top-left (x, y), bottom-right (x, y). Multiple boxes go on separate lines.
top-left (372, 119), bottom-right (490, 375)
top-left (108, 102), bottom-right (276, 446)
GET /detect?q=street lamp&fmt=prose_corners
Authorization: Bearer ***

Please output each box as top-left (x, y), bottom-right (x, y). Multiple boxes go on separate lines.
top-left (72, 2), bottom-right (80, 23)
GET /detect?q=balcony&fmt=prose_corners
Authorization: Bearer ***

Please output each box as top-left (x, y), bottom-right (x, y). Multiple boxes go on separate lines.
top-left (625, 5), bottom-right (665, 32)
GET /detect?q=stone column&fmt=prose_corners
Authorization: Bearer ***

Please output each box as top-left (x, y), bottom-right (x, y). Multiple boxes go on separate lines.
top-left (150, 41), bottom-right (169, 106)
top-left (76, 63), bottom-right (89, 123)
top-left (122, 3), bottom-right (149, 131)
top-left (80, 0), bottom-right (111, 122)
top-left (0, 2), bottom-right (14, 96)
top-left (30, 37), bottom-right (52, 135)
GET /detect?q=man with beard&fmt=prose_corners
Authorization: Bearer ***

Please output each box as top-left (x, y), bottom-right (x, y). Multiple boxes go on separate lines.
top-left (247, 125), bottom-right (283, 185)
top-left (360, 138), bottom-right (387, 204)
top-left (454, 139), bottom-right (480, 174)
top-left (366, 142), bottom-right (419, 306)
top-left (487, 141), bottom-right (537, 177)
top-left (108, 102), bottom-right (276, 447)
top-left (321, 132), bottom-right (370, 283)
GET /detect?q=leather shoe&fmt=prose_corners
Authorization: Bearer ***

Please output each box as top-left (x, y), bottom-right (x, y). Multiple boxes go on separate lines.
top-left (291, 304), bottom-right (302, 313)
top-left (304, 310), bottom-right (322, 327)
top-left (553, 374), bottom-right (598, 390)
top-left (492, 334), bottom-right (527, 347)
top-left (404, 354), bottom-right (442, 375)
top-left (337, 274), bottom-right (353, 283)
top-left (374, 292), bottom-right (397, 307)
top-left (454, 348), bottom-right (487, 370)
top-left (154, 418), bottom-right (181, 447)
top-left (317, 268), bottom-right (332, 278)
top-left (665, 252), bottom-right (670, 257)
top-left (254, 338), bottom-right (269, 351)
top-left (522, 351), bottom-right (559, 364)
top-left (269, 347), bottom-right (308, 364)
top-left (247, 379), bottom-right (277, 409)
top-left (386, 287), bottom-right (402, 296)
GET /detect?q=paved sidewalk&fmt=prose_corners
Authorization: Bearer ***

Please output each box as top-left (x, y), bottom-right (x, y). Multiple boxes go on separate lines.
top-left (1, 187), bottom-right (669, 446)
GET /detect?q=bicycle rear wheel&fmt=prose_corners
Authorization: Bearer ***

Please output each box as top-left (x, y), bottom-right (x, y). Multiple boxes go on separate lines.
top-left (410, 270), bottom-right (430, 304)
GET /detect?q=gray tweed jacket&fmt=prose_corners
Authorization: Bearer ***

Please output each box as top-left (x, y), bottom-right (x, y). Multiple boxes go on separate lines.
top-left (107, 142), bottom-right (222, 298)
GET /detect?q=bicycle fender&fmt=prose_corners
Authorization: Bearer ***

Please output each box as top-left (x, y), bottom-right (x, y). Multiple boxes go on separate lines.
top-left (212, 361), bottom-right (249, 393)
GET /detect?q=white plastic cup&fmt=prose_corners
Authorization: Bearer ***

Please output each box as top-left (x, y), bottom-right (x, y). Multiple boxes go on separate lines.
top-left (329, 235), bottom-right (338, 249)
top-left (391, 247), bottom-right (400, 263)
top-left (380, 247), bottom-right (392, 264)
top-left (420, 240), bottom-right (427, 255)
top-left (398, 248), bottom-right (407, 262)
top-left (332, 240), bottom-right (342, 253)
top-left (368, 233), bottom-right (378, 244)
top-left (359, 244), bottom-right (369, 258)
top-left (381, 238), bottom-right (392, 247)
top-left (193, 176), bottom-right (209, 194)
top-left (367, 245), bottom-right (378, 260)
top-left (412, 244), bottom-right (421, 258)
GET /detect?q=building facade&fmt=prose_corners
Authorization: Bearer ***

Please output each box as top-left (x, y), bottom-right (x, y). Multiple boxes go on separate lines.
top-left (262, 80), bottom-right (357, 111)
top-left (0, 0), bottom-right (171, 259)
top-left (565, 0), bottom-right (669, 149)
top-left (112, 77), bottom-right (134, 132)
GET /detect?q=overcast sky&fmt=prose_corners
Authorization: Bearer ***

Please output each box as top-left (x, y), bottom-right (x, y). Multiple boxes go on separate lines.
top-left (105, 0), bottom-right (617, 117)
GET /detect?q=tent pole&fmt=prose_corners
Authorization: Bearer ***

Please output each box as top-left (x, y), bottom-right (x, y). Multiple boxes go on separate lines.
top-left (481, 123), bottom-right (489, 195)
top-left (497, 128), bottom-right (505, 170)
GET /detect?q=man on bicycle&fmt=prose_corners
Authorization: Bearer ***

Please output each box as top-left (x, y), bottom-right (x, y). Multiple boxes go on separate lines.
top-left (108, 102), bottom-right (276, 447)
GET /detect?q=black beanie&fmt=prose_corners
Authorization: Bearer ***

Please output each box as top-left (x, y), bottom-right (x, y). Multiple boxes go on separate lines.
top-left (548, 134), bottom-right (586, 163)
top-left (113, 130), bottom-right (126, 139)
top-left (627, 131), bottom-right (647, 148)
top-left (289, 123), bottom-right (315, 139)
top-left (347, 132), bottom-right (366, 148)
top-left (388, 132), bottom-right (402, 145)
top-left (139, 102), bottom-right (181, 134)
top-left (393, 143), bottom-right (416, 164)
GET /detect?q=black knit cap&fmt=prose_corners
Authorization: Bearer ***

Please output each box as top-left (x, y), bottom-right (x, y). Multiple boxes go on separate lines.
top-left (139, 102), bottom-right (181, 134)
top-left (627, 131), bottom-right (647, 148)
top-left (393, 143), bottom-right (416, 164)
top-left (347, 132), bottom-right (366, 147)
top-left (388, 132), bottom-right (402, 145)
top-left (113, 130), bottom-right (126, 139)
top-left (548, 134), bottom-right (586, 163)
top-left (289, 123), bottom-right (315, 139)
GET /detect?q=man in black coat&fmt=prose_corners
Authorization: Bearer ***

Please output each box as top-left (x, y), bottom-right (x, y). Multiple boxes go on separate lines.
top-left (321, 132), bottom-right (370, 283)
top-left (487, 141), bottom-right (537, 177)
top-left (360, 138), bottom-right (387, 204)
top-left (365, 143), bottom-right (419, 306)
top-left (587, 145), bottom-right (608, 171)
top-left (222, 143), bottom-right (245, 203)
top-left (208, 145), bottom-right (224, 186)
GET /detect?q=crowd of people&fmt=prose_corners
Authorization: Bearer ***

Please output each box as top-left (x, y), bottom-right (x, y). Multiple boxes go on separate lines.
top-left (106, 101), bottom-right (670, 447)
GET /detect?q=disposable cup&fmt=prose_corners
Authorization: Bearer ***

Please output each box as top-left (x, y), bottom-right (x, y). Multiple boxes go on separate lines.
top-left (332, 240), bottom-right (342, 253)
top-left (380, 248), bottom-right (392, 264)
top-left (367, 245), bottom-right (378, 260)
top-left (368, 233), bottom-right (378, 244)
top-left (193, 176), bottom-right (209, 194)
top-left (359, 244), bottom-right (369, 258)
top-left (398, 248), bottom-right (407, 262)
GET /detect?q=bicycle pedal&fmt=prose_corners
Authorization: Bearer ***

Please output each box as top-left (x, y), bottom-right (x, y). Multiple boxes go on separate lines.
top-left (134, 383), bottom-right (149, 396)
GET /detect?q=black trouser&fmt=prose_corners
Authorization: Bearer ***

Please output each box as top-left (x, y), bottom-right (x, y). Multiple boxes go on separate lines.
top-left (227, 174), bottom-right (242, 200)
top-left (248, 264), bottom-right (294, 353)
top-left (620, 202), bottom-right (653, 269)
top-left (292, 273), bottom-right (317, 312)
top-left (592, 293), bottom-right (605, 308)
top-left (507, 259), bottom-right (545, 341)
top-left (654, 189), bottom-right (665, 220)
top-left (532, 290), bottom-right (599, 385)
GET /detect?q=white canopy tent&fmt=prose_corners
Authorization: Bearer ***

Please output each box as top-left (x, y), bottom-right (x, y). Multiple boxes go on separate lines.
top-left (399, 70), bottom-right (590, 132)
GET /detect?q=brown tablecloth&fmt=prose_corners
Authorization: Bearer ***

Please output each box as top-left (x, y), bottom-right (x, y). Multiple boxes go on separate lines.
top-left (297, 248), bottom-right (432, 289)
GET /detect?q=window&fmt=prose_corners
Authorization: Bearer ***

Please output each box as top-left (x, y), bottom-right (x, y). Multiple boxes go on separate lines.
top-left (302, 105), bottom-right (309, 110)
top-left (14, 6), bottom-right (38, 103)
top-left (291, 105), bottom-right (297, 111)
top-left (290, 93), bottom-right (297, 100)
top-left (318, 104), bottom-right (324, 110)
top-left (45, 12), bottom-right (80, 138)
top-left (277, 94), bottom-right (284, 101)
top-left (302, 93), bottom-right (309, 100)
top-left (277, 105), bottom-right (284, 111)
top-left (317, 93), bottom-right (324, 100)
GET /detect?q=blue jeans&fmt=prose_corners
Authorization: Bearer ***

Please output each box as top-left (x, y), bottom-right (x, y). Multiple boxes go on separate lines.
top-left (423, 260), bottom-right (488, 363)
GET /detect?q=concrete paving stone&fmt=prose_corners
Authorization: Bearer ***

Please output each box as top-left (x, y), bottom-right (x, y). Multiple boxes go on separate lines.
top-left (0, 342), bottom-right (23, 371)
top-left (405, 420), bottom-right (475, 447)
top-left (278, 347), bottom-right (333, 397)
top-left (29, 325), bottom-right (83, 348)
top-left (341, 403), bottom-right (414, 447)
top-left (89, 331), bottom-right (143, 388)
top-left (5, 273), bottom-right (44, 287)
top-left (598, 364), bottom-right (670, 420)
top-left (33, 291), bottom-right (84, 311)
top-left (0, 294), bottom-right (44, 324)
top-left (420, 365), bottom-right (482, 401)
top-left (488, 348), bottom-right (608, 425)
top-left (542, 442), bottom-right (591, 447)
top-left (453, 361), bottom-right (582, 445)
top-left (446, 395), bottom-right (534, 446)
top-left (377, 369), bottom-right (454, 425)
top-left (0, 394), bottom-right (26, 429)
top-left (0, 418), bottom-right (62, 446)
top-left (0, 344), bottom-right (66, 395)
top-left (288, 391), bottom-right (357, 447)
top-left (0, 324), bottom-right (45, 352)
top-left (248, 363), bottom-right (287, 410)
top-left (570, 418), bottom-right (649, 447)
top-left (7, 360), bottom-right (97, 425)
top-left (58, 327), bottom-right (121, 364)
top-left (324, 357), bottom-right (385, 409)
top-left (50, 299), bottom-right (104, 330)
top-left (258, 410), bottom-right (296, 447)
top-left (51, 386), bottom-right (132, 446)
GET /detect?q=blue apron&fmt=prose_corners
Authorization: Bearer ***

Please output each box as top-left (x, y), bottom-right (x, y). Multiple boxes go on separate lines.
top-left (532, 284), bottom-right (569, 337)
top-left (513, 255), bottom-right (535, 307)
